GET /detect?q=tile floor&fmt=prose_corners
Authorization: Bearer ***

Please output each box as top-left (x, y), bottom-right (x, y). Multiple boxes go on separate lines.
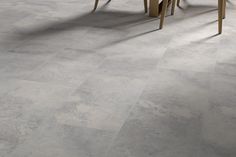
top-left (0, 0), bottom-right (236, 157)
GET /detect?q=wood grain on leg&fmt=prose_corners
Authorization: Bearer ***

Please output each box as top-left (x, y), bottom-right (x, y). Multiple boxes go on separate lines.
top-left (223, 0), bottom-right (226, 19)
top-left (218, 0), bottom-right (223, 34)
top-left (144, 0), bottom-right (148, 13)
top-left (160, 0), bottom-right (168, 29)
top-left (171, 0), bottom-right (176, 15)
top-left (177, 0), bottom-right (180, 7)
top-left (93, 0), bottom-right (99, 11)
top-left (149, 0), bottom-right (159, 17)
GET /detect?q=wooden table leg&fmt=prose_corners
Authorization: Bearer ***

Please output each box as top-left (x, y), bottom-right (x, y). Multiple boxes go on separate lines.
top-left (159, 0), bottom-right (168, 29)
top-left (218, 0), bottom-right (223, 34)
top-left (149, 0), bottom-right (159, 17)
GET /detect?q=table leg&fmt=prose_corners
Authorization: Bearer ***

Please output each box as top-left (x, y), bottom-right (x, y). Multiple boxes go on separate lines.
top-left (149, 0), bottom-right (159, 17)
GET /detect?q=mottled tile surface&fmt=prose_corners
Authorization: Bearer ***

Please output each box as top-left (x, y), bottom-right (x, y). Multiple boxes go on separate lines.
top-left (0, 0), bottom-right (236, 156)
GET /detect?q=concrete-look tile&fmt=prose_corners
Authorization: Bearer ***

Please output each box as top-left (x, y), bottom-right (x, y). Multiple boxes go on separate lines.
top-left (106, 69), bottom-right (220, 157)
top-left (0, 120), bottom-right (20, 157)
top-left (107, 104), bottom-right (220, 157)
top-left (26, 49), bottom-right (105, 87)
top-left (0, 79), bottom-right (20, 96)
top-left (96, 53), bottom-right (159, 79)
top-left (70, 27), bottom-right (127, 50)
top-left (216, 34), bottom-right (236, 62)
top-left (0, 0), bottom-right (236, 156)
top-left (14, 27), bottom-right (90, 50)
top-left (0, 95), bottom-right (32, 121)
top-left (7, 42), bottom-right (59, 60)
top-left (159, 42), bottom-right (218, 73)
top-left (8, 124), bottom-right (115, 157)
top-left (215, 62), bottom-right (236, 77)
top-left (0, 95), bottom-right (45, 157)
top-left (0, 9), bottom-right (30, 33)
top-left (139, 69), bottom-right (211, 115)
top-left (214, 36), bottom-right (236, 76)
top-left (6, 80), bottom-right (75, 105)
top-left (55, 102), bottom-right (126, 132)
top-left (0, 33), bottom-right (28, 52)
top-left (0, 53), bottom-right (46, 79)
top-left (67, 73), bottom-right (147, 131)
top-left (209, 74), bottom-right (236, 107)
top-left (96, 29), bottom-right (171, 59)
top-left (201, 104), bottom-right (236, 156)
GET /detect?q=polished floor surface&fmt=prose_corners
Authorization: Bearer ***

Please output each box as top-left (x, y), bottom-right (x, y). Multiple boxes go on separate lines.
top-left (1, 0), bottom-right (236, 157)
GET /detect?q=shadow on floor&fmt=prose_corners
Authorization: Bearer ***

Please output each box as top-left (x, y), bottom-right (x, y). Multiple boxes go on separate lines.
top-left (13, 3), bottom-right (229, 49)
top-left (16, 10), bottom-right (156, 39)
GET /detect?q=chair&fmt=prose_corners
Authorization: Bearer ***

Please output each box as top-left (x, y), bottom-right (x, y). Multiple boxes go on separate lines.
top-left (159, 0), bottom-right (226, 34)
top-left (93, 0), bottom-right (148, 13)
top-left (159, 0), bottom-right (176, 29)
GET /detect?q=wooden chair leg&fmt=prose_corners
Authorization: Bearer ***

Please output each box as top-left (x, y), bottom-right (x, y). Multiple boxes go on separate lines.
top-left (144, 0), bottom-right (148, 13)
top-left (93, 0), bottom-right (99, 11)
top-left (149, 0), bottom-right (159, 17)
top-left (171, 0), bottom-right (176, 15)
top-left (177, 0), bottom-right (181, 7)
top-left (160, 0), bottom-right (168, 29)
top-left (223, 0), bottom-right (226, 19)
top-left (218, 0), bottom-right (223, 34)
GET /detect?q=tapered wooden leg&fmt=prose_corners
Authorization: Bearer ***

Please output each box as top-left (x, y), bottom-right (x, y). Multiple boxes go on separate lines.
top-left (177, 0), bottom-right (180, 7)
top-left (144, 0), bottom-right (148, 13)
top-left (171, 0), bottom-right (176, 15)
top-left (149, 0), bottom-right (159, 17)
top-left (93, 0), bottom-right (99, 11)
top-left (160, 0), bottom-right (168, 29)
top-left (218, 0), bottom-right (223, 34)
top-left (222, 0), bottom-right (226, 19)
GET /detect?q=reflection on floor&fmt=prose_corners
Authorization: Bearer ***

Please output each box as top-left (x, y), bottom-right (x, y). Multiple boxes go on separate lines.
top-left (0, 0), bottom-right (236, 156)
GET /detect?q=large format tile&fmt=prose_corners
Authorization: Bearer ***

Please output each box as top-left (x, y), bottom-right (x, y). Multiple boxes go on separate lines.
top-left (6, 118), bottom-right (115, 157)
top-left (0, 0), bottom-right (236, 157)
top-left (106, 69), bottom-right (234, 157)
top-left (6, 80), bottom-right (75, 106)
top-left (158, 42), bottom-right (218, 73)
top-left (65, 73), bottom-right (147, 131)
top-left (26, 49), bottom-right (105, 87)
top-left (0, 52), bottom-right (46, 79)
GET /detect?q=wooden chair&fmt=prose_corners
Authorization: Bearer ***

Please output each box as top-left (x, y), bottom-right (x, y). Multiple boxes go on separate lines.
top-left (159, 0), bottom-right (226, 34)
top-left (159, 0), bottom-right (176, 29)
top-left (93, 0), bottom-right (148, 13)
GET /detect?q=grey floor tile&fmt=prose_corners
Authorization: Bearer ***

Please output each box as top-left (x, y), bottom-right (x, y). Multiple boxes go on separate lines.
top-left (6, 80), bottom-right (75, 105)
top-left (0, 0), bottom-right (236, 156)
top-left (158, 42), bottom-right (218, 73)
top-left (7, 124), bottom-right (115, 157)
top-left (0, 53), bottom-right (46, 79)
top-left (107, 70), bottom-right (235, 157)
top-left (26, 49), bottom-right (105, 87)
top-left (69, 73), bottom-right (147, 131)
